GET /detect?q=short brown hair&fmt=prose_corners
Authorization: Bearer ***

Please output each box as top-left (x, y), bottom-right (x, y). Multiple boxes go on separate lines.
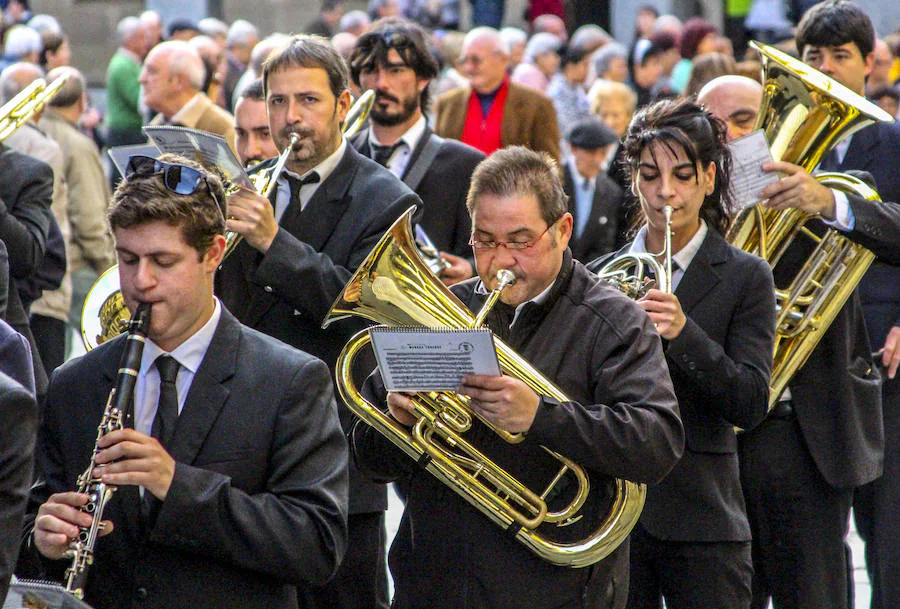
top-left (108, 154), bottom-right (226, 256)
top-left (263, 34), bottom-right (349, 99)
top-left (466, 147), bottom-right (568, 227)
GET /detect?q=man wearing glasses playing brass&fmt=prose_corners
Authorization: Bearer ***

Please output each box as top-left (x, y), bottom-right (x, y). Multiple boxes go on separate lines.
top-left (352, 147), bottom-right (683, 609)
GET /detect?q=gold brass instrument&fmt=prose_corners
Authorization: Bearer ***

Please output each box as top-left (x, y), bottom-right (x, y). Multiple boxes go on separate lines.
top-left (0, 75), bottom-right (70, 141)
top-left (727, 41), bottom-right (893, 408)
top-left (595, 205), bottom-right (673, 297)
top-left (80, 90), bottom-right (376, 350)
top-left (65, 303), bottom-right (152, 599)
top-left (323, 207), bottom-right (646, 567)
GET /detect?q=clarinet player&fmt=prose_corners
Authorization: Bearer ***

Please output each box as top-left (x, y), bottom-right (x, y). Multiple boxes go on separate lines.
top-left (589, 99), bottom-right (776, 608)
top-left (17, 154), bottom-right (349, 609)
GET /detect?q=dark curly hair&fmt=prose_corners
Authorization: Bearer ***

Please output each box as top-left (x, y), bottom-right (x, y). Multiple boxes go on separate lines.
top-left (622, 98), bottom-right (733, 234)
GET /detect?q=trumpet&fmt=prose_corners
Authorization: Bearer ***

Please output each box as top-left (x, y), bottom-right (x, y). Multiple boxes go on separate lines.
top-left (81, 90), bottom-right (376, 350)
top-left (0, 75), bottom-right (70, 141)
top-left (594, 205), bottom-right (673, 297)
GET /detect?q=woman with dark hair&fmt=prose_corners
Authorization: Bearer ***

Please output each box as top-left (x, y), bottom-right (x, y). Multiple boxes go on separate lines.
top-left (589, 98), bottom-right (776, 609)
top-left (671, 18), bottom-right (719, 93)
top-left (39, 30), bottom-right (70, 70)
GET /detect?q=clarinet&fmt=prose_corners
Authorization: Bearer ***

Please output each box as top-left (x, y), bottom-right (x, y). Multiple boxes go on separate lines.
top-left (64, 302), bottom-right (152, 599)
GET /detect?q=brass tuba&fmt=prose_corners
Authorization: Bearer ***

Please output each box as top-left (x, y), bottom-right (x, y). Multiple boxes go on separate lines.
top-left (323, 207), bottom-right (646, 568)
top-left (727, 41), bottom-right (893, 409)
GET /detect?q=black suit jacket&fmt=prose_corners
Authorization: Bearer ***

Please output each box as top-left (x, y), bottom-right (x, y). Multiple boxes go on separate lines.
top-left (0, 371), bottom-right (37, 607)
top-left (216, 144), bottom-right (421, 513)
top-left (0, 145), bottom-right (53, 396)
top-left (351, 126), bottom-right (484, 258)
top-left (21, 308), bottom-right (349, 609)
top-left (590, 229), bottom-right (775, 541)
top-left (761, 189), bottom-right (900, 488)
top-left (820, 121), bottom-right (900, 369)
top-left (563, 161), bottom-right (628, 262)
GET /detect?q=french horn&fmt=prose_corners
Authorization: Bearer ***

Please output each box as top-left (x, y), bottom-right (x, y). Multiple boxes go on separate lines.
top-left (323, 207), bottom-right (646, 567)
top-left (727, 41), bottom-right (892, 409)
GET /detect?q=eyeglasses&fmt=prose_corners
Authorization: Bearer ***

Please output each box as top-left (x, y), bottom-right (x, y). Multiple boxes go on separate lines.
top-left (469, 218), bottom-right (560, 251)
top-left (125, 155), bottom-right (223, 216)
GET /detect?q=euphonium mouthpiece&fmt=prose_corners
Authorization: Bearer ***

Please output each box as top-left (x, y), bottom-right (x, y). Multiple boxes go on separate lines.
top-left (496, 269), bottom-right (516, 288)
top-left (288, 132), bottom-right (301, 151)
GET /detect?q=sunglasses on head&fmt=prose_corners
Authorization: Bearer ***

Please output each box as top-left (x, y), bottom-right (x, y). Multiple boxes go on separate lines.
top-left (361, 30), bottom-right (414, 51)
top-left (125, 155), bottom-right (210, 195)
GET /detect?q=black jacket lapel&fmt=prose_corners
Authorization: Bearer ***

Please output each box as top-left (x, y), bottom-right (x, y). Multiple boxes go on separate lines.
top-left (675, 229), bottom-right (728, 314)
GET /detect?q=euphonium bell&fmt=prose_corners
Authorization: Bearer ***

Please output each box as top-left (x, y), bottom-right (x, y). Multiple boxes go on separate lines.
top-left (323, 207), bottom-right (645, 567)
top-left (727, 42), bottom-right (892, 408)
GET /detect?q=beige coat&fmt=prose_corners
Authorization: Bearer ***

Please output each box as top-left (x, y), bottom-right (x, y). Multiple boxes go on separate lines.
top-left (40, 110), bottom-right (116, 275)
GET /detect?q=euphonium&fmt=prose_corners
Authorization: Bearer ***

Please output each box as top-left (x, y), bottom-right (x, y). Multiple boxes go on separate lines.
top-left (727, 41), bottom-right (893, 408)
top-left (80, 90), bottom-right (377, 351)
top-left (595, 205), bottom-right (673, 297)
top-left (65, 303), bottom-right (152, 599)
top-left (323, 207), bottom-right (646, 568)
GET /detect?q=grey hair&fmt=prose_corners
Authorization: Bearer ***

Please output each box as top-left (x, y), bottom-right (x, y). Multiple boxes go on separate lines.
top-left (47, 66), bottom-right (86, 107)
top-left (227, 19), bottom-right (259, 48)
top-left (464, 27), bottom-right (510, 56)
top-left (154, 40), bottom-right (206, 91)
top-left (499, 27), bottom-right (527, 49)
top-left (523, 32), bottom-right (561, 63)
top-left (250, 34), bottom-right (290, 74)
top-left (339, 10), bottom-right (371, 33)
top-left (0, 62), bottom-right (45, 104)
top-left (117, 16), bottom-right (142, 44)
top-left (27, 14), bottom-right (62, 36)
top-left (4, 25), bottom-right (42, 58)
top-left (198, 17), bottom-right (228, 39)
top-left (592, 42), bottom-right (627, 76)
top-left (570, 25), bottom-right (611, 51)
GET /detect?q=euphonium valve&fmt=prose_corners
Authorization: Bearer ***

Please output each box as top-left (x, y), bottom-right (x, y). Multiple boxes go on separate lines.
top-left (323, 207), bottom-right (645, 567)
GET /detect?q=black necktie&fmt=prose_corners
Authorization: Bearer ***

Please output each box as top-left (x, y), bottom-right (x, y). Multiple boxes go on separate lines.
top-left (285, 172), bottom-right (321, 204)
top-left (371, 141), bottom-right (403, 167)
top-left (152, 355), bottom-right (180, 450)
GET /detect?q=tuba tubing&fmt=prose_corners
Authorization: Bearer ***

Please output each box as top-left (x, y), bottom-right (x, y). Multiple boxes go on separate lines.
top-left (324, 207), bottom-right (645, 567)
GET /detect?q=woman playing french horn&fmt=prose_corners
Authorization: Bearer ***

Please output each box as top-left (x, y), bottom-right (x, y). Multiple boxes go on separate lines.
top-left (589, 98), bottom-right (776, 609)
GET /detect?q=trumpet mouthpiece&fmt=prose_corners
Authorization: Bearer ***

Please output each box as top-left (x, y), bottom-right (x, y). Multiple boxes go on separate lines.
top-left (496, 269), bottom-right (516, 288)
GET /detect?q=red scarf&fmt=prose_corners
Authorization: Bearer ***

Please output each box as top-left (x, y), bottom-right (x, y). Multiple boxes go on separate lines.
top-left (461, 78), bottom-right (509, 156)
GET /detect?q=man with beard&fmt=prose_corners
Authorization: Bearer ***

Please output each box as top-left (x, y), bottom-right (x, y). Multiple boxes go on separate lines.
top-left (348, 19), bottom-right (485, 285)
top-left (216, 35), bottom-right (421, 609)
top-left (233, 79), bottom-right (278, 167)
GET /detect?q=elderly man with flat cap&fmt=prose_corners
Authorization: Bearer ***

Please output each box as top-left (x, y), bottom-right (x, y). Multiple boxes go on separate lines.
top-left (562, 119), bottom-right (627, 262)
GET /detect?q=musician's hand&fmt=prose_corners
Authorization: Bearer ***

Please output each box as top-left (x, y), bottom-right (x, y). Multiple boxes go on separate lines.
top-left (439, 253), bottom-right (474, 286)
top-left (759, 161), bottom-right (836, 220)
top-left (386, 392), bottom-right (418, 427)
top-left (880, 326), bottom-right (900, 380)
top-left (93, 429), bottom-right (175, 501)
top-left (459, 374), bottom-right (540, 433)
top-left (33, 492), bottom-right (115, 560)
top-left (225, 185), bottom-right (279, 253)
top-left (639, 289), bottom-right (686, 340)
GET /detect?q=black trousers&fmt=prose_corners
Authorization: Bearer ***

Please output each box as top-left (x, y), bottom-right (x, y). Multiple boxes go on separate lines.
top-left (296, 511), bottom-right (389, 609)
top-left (854, 377), bottom-right (900, 609)
top-left (627, 524), bottom-right (753, 609)
top-left (739, 417), bottom-right (854, 609)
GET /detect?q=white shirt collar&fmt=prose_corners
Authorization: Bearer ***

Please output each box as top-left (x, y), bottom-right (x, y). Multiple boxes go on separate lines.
top-left (284, 135), bottom-right (347, 185)
top-left (140, 298), bottom-right (222, 376)
top-left (629, 219), bottom-right (708, 275)
top-left (369, 114), bottom-right (427, 152)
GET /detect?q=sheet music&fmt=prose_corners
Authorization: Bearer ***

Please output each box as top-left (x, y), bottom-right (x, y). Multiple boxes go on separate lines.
top-left (142, 125), bottom-right (252, 188)
top-left (728, 129), bottom-right (779, 211)
top-left (370, 327), bottom-right (501, 391)
top-left (107, 143), bottom-right (161, 177)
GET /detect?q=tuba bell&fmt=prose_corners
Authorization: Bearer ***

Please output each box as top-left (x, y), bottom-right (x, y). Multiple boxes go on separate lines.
top-left (727, 41), bottom-right (893, 409)
top-left (323, 207), bottom-right (646, 568)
